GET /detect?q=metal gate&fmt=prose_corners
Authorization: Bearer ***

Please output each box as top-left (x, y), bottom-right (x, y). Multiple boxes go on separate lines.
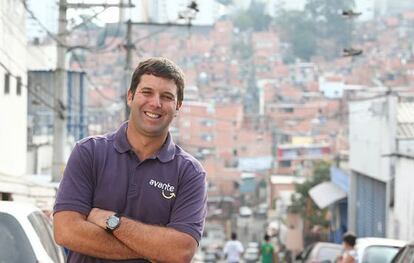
top-left (356, 173), bottom-right (386, 237)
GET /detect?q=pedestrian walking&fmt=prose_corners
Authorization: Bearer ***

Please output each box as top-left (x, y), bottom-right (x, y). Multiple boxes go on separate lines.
top-left (223, 232), bottom-right (244, 263)
top-left (336, 231), bottom-right (358, 263)
top-left (261, 234), bottom-right (276, 263)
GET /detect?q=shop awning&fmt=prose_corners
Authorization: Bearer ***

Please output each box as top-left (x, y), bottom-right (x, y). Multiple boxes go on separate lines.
top-left (309, 181), bottom-right (347, 209)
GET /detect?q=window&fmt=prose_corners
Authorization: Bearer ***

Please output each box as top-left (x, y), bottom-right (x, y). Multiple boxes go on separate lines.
top-left (280, 160), bottom-right (291, 167)
top-left (28, 212), bottom-right (64, 263)
top-left (16, 76), bottom-right (21, 95)
top-left (0, 213), bottom-right (36, 263)
top-left (362, 245), bottom-right (401, 263)
top-left (201, 133), bottom-right (214, 142)
top-left (4, 73), bottom-right (10, 94)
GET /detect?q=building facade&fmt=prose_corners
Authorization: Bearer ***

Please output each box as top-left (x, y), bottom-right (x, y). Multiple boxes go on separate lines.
top-left (0, 0), bottom-right (28, 178)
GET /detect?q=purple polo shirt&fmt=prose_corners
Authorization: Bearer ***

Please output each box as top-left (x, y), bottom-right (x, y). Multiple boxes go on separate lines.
top-left (54, 122), bottom-right (207, 263)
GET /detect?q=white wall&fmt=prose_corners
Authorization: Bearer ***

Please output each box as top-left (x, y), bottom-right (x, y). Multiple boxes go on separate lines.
top-left (0, 0), bottom-right (28, 176)
top-left (390, 156), bottom-right (414, 240)
top-left (349, 96), bottom-right (397, 182)
top-left (27, 44), bottom-right (57, 70)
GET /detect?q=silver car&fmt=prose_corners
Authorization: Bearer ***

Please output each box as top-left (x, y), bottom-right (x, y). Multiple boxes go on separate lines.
top-left (0, 201), bottom-right (65, 263)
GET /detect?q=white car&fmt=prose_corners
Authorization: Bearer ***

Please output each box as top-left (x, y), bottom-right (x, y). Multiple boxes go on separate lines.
top-left (244, 246), bottom-right (260, 263)
top-left (0, 201), bottom-right (65, 263)
top-left (356, 237), bottom-right (406, 263)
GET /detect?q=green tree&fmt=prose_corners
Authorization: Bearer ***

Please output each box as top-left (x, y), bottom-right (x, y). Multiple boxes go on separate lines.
top-left (304, 0), bottom-right (355, 58)
top-left (274, 10), bottom-right (318, 61)
top-left (274, 0), bottom-right (355, 60)
top-left (233, 1), bottom-right (272, 31)
top-left (290, 161), bottom-right (331, 228)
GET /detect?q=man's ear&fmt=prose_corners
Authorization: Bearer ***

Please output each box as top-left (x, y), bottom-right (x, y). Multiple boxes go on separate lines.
top-left (176, 101), bottom-right (182, 111)
top-left (127, 89), bottom-right (133, 107)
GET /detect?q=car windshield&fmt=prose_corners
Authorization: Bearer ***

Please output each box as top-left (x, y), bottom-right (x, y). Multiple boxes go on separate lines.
top-left (318, 246), bottom-right (342, 260)
top-left (0, 212), bottom-right (37, 263)
top-left (362, 245), bottom-right (401, 263)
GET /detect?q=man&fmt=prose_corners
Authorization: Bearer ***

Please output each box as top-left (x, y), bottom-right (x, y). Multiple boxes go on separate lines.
top-left (261, 234), bottom-right (275, 263)
top-left (223, 232), bottom-right (244, 263)
top-left (337, 232), bottom-right (357, 263)
top-left (53, 57), bottom-right (207, 263)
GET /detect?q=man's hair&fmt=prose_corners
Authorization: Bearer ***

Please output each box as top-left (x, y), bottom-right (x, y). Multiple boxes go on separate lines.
top-left (343, 231), bottom-right (357, 247)
top-left (231, 232), bottom-right (237, 240)
top-left (264, 234), bottom-right (270, 242)
top-left (129, 57), bottom-right (185, 103)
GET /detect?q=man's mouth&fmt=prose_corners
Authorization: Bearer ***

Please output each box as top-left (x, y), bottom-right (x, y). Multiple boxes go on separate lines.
top-left (144, 111), bottom-right (161, 119)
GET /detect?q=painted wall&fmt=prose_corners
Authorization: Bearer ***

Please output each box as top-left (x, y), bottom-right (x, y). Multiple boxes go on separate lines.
top-left (0, 0), bottom-right (27, 176)
top-left (389, 156), bottom-right (414, 240)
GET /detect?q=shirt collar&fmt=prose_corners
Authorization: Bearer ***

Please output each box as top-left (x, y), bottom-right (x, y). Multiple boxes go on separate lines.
top-left (113, 121), bottom-right (176, 162)
top-left (156, 132), bottom-right (176, 163)
top-left (113, 121), bottom-right (131, 153)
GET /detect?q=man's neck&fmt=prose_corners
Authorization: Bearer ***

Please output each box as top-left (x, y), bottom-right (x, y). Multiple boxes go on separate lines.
top-left (126, 126), bottom-right (167, 161)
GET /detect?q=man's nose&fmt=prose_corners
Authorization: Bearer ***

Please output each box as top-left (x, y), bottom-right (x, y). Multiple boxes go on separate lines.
top-left (149, 94), bottom-right (162, 108)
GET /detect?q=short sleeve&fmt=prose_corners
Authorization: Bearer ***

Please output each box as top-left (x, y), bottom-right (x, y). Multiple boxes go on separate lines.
top-left (53, 142), bottom-right (95, 216)
top-left (167, 165), bottom-right (207, 244)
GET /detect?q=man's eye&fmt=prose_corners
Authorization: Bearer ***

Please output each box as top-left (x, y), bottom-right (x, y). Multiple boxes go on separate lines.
top-left (162, 95), bottom-right (174, 101)
top-left (140, 90), bottom-right (151, 95)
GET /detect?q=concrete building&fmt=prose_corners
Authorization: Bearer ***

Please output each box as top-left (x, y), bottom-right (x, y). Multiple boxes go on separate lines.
top-left (27, 70), bottom-right (88, 175)
top-left (0, 0), bottom-right (57, 207)
top-left (349, 94), bottom-right (414, 239)
top-left (0, 0), bottom-right (28, 178)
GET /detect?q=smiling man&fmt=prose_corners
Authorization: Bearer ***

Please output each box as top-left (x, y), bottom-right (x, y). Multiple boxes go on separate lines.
top-left (53, 57), bottom-right (207, 263)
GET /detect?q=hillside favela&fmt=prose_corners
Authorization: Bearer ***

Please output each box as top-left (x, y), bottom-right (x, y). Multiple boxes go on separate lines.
top-left (1, 0), bottom-right (414, 262)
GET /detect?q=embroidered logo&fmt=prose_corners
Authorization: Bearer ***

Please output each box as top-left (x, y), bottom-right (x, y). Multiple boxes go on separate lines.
top-left (149, 179), bottom-right (176, 199)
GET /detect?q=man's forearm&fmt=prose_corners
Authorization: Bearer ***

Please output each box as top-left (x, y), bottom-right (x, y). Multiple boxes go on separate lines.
top-left (87, 208), bottom-right (197, 263)
top-left (54, 211), bottom-right (141, 260)
top-left (114, 217), bottom-right (196, 263)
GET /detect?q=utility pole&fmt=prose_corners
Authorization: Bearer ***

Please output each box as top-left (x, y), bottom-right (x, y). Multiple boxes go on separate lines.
top-left (51, 0), bottom-right (134, 182)
top-left (52, 0), bottom-right (68, 182)
top-left (124, 18), bottom-right (133, 119)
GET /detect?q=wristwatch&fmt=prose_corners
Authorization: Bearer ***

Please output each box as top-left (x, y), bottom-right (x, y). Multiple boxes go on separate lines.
top-left (106, 213), bottom-right (121, 233)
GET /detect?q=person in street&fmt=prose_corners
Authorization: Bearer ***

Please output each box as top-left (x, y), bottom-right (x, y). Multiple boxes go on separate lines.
top-left (223, 232), bottom-right (244, 263)
top-left (261, 234), bottom-right (276, 263)
top-left (336, 231), bottom-right (358, 263)
top-left (53, 57), bottom-right (208, 263)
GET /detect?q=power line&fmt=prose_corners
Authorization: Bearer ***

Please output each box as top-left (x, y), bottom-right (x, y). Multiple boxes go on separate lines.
top-left (21, 0), bottom-right (67, 47)
top-left (70, 52), bottom-right (123, 103)
top-left (21, 1), bottom-right (123, 104)
top-left (0, 61), bottom-right (63, 115)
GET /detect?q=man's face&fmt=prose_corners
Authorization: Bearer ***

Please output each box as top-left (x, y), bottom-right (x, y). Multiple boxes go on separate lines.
top-left (127, 74), bottom-right (181, 137)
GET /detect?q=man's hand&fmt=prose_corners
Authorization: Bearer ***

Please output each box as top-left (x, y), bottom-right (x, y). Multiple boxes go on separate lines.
top-left (53, 211), bottom-right (140, 260)
top-left (86, 207), bottom-right (197, 263)
top-left (87, 208), bottom-right (115, 229)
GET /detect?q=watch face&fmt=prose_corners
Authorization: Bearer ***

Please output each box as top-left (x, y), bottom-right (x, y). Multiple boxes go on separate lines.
top-left (107, 215), bottom-right (120, 229)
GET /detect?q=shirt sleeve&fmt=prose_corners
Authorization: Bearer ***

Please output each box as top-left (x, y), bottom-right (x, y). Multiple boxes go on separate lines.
top-left (167, 164), bottom-right (207, 244)
top-left (53, 142), bottom-right (95, 216)
top-left (238, 241), bottom-right (244, 253)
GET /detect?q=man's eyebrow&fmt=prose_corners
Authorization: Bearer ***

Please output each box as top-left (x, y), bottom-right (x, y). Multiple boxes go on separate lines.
top-left (162, 91), bottom-right (176, 97)
top-left (138, 87), bottom-right (153, 91)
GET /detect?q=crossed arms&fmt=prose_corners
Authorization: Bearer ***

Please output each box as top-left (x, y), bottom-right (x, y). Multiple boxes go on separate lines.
top-left (54, 208), bottom-right (197, 263)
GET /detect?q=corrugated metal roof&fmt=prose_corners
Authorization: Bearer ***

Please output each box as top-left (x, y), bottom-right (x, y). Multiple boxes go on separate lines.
top-left (398, 103), bottom-right (414, 122)
top-left (398, 123), bottom-right (414, 138)
top-left (398, 103), bottom-right (414, 138)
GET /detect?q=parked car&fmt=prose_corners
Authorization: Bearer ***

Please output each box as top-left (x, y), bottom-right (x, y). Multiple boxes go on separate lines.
top-left (295, 242), bottom-right (342, 263)
top-left (356, 238), bottom-right (406, 263)
top-left (0, 201), bottom-right (65, 263)
top-left (239, 206), bottom-right (253, 217)
top-left (244, 246), bottom-right (260, 263)
top-left (391, 240), bottom-right (414, 263)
